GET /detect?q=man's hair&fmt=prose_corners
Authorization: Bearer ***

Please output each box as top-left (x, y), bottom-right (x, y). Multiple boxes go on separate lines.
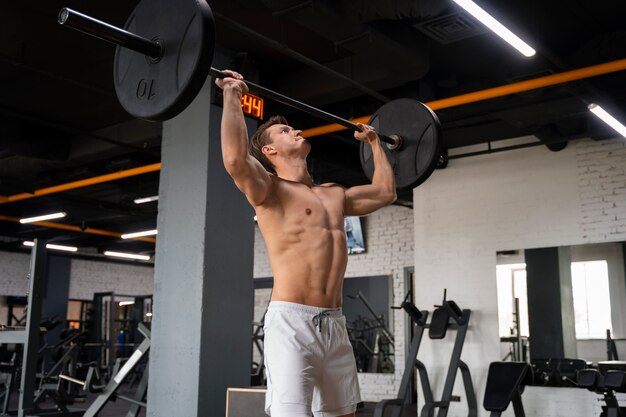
top-left (249, 115), bottom-right (288, 174)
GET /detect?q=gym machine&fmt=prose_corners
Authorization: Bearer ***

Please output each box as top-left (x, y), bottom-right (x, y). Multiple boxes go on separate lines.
top-left (60, 322), bottom-right (151, 417)
top-left (483, 362), bottom-right (533, 417)
top-left (530, 358), bottom-right (588, 387)
top-left (374, 290), bottom-right (477, 417)
top-left (374, 292), bottom-right (427, 417)
top-left (607, 330), bottom-right (620, 361)
top-left (0, 239), bottom-right (84, 417)
top-left (575, 362), bottom-right (626, 417)
top-left (83, 292), bottom-right (152, 377)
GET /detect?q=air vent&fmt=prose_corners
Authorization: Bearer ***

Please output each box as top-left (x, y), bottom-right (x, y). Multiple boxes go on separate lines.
top-left (414, 12), bottom-right (487, 44)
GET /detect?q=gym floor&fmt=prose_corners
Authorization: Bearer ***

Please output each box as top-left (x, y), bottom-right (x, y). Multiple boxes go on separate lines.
top-left (6, 392), bottom-right (416, 417)
top-left (6, 384), bottom-right (147, 417)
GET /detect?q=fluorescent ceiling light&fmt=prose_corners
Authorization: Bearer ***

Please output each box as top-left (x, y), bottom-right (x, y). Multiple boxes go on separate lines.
top-left (23, 241), bottom-right (78, 252)
top-left (452, 0), bottom-right (536, 57)
top-left (121, 229), bottom-right (158, 239)
top-left (104, 251), bottom-right (151, 261)
top-left (146, 312), bottom-right (153, 317)
top-left (134, 195), bottom-right (159, 204)
top-left (119, 301), bottom-right (135, 306)
top-left (20, 212), bottom-right (67, 224)
top-left (588, 103), bottom-right (626, 138)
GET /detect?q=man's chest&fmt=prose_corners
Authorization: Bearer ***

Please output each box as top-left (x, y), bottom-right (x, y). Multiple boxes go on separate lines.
top-left (274, 184), bottom-right (345, 227)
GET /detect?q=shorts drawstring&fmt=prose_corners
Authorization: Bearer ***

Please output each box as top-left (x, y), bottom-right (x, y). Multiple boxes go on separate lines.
top-left (312, 310), bottom-right (332, 333)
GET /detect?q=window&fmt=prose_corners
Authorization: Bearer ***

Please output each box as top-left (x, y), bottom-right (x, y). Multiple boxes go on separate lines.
top-left (496, 263), bottom-right (529, 338)
top-left (571, 260), bottom-right (612, 339)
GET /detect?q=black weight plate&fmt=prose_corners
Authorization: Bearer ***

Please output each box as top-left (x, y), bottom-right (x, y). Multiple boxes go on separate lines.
top-left (114, 0), bottom-right (215, 121)
top-left (360, 99), bottom-right (443, 190)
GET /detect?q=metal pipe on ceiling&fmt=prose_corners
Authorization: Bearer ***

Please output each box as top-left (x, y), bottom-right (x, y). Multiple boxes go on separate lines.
top-left (0, 163), bottom-right (161, 205)
top-left (0, 214), bottom-right (156, 243)
top-left (1, 57), bottom-right (625, 205)
top-left (301, 57), bottom-right (626, 138)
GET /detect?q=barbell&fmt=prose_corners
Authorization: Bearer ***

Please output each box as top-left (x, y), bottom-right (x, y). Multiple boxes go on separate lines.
top-left (57, 0), bottom-right (443, 190)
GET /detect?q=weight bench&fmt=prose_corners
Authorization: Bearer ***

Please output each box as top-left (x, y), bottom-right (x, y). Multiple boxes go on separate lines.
top-left (577, 366), bottom-right (626, 417)
top-left (483, 362), bottom-right (532, 417)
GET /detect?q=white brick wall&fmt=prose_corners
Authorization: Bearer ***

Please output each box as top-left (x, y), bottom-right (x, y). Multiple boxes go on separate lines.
top-left (0, 252), bottom-right (154, 327)
top-left (413, 136), bottom-right (626, 417)
top-left (0, 252), bottom-right (154, 300)
top-left (69, 259), bottom-right (154, 299)
top-left (0, 250), bottom-right (30, 296)
top-left (253, 205), bottom-right (415, 401)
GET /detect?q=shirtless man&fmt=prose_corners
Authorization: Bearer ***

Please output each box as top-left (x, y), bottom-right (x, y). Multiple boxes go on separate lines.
top-left (217, 70), bottom-right (396, 417)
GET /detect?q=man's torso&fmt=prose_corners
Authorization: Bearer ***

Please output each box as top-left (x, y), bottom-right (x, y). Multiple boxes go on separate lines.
top-left (255, 176), bottom-right (348, 308)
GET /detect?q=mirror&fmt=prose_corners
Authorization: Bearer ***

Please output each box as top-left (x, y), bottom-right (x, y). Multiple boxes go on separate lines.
top-left (343, 275), bottom-right (394, 373)
top-left (496, 242), bottom-right (626, 384)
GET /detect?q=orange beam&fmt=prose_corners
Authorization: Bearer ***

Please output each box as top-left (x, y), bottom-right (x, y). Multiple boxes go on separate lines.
top-left (302, 57), bottom-right (626, 138)
top-left (0, 214), bottom-right (157, 243)
top-left (0, 163), bottom-right (161, 205)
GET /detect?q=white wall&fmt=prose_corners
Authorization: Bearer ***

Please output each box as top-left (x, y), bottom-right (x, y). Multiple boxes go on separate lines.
top-left (413, 136), bottom-right (626, 417)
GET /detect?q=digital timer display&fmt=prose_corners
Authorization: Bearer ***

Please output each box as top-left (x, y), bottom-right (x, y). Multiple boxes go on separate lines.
top-left (241, 93), bottom-right (264, 120)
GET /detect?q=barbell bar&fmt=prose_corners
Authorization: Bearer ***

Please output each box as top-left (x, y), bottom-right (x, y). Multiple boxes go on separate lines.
top-left (57, 0), bottom-right (443, 190)
top-left (59, 7), bottom-right (403, 150)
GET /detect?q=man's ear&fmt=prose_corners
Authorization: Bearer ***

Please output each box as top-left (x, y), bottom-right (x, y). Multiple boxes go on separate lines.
top-left (262, 145), bottom-right (277, 156)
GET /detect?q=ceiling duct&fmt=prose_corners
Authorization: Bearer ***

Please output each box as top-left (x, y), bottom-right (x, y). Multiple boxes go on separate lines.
top-left (260, 0), bottom-right (430, 105)
top-left (0, 116), bottom-right (71, 160)
top-left (0, 119), bottom-right (161, 180)
top-left (414, 12), bottom-right (487, 44)
top-left (342, 0), bottom-right (449, 22)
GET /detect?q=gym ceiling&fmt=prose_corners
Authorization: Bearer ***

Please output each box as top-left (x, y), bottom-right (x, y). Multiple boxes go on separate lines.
top-left (1, 0), bottom-right (625, 259)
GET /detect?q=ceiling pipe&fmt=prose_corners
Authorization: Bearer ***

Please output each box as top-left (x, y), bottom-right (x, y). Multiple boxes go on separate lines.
top-left (0, 163), bottom-right (161, 205)
top-left (301, 57), bottom-right (626, 138)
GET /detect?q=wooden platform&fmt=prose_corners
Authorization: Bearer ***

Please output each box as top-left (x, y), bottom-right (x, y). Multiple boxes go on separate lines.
top-left (226, 387), bottom-right (267, 417)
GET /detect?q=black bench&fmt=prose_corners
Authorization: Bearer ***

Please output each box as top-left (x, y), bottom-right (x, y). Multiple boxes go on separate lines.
top-left (483, 362), bottom-right (532, 417)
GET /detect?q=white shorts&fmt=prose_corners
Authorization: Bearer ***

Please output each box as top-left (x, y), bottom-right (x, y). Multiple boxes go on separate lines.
top-left (263, 301), bottom-right (361, 417)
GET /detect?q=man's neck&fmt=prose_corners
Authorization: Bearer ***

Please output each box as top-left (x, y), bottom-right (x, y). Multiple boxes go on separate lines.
top-left (275, 158), bottom-right (313, 187)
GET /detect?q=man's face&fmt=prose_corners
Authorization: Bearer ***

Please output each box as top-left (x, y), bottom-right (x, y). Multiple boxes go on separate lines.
top-left (264, 124), bottom-right (310, 157)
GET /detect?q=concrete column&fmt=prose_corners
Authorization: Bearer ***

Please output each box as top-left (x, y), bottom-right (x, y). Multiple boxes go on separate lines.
top-left (147, 52), bottom-right (256, 417)
top-left (39, 254), bottom-right (72, 373)
top-left (525, 246), bottom-right (577, 359)
top-left (42, 255), bottom-right (72, 347)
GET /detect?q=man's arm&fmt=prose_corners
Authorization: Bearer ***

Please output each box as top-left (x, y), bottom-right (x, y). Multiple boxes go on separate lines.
top-left (345, 123), bottom-right (396, 215)
top-left (217, 71), bottom-right (272, 206)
